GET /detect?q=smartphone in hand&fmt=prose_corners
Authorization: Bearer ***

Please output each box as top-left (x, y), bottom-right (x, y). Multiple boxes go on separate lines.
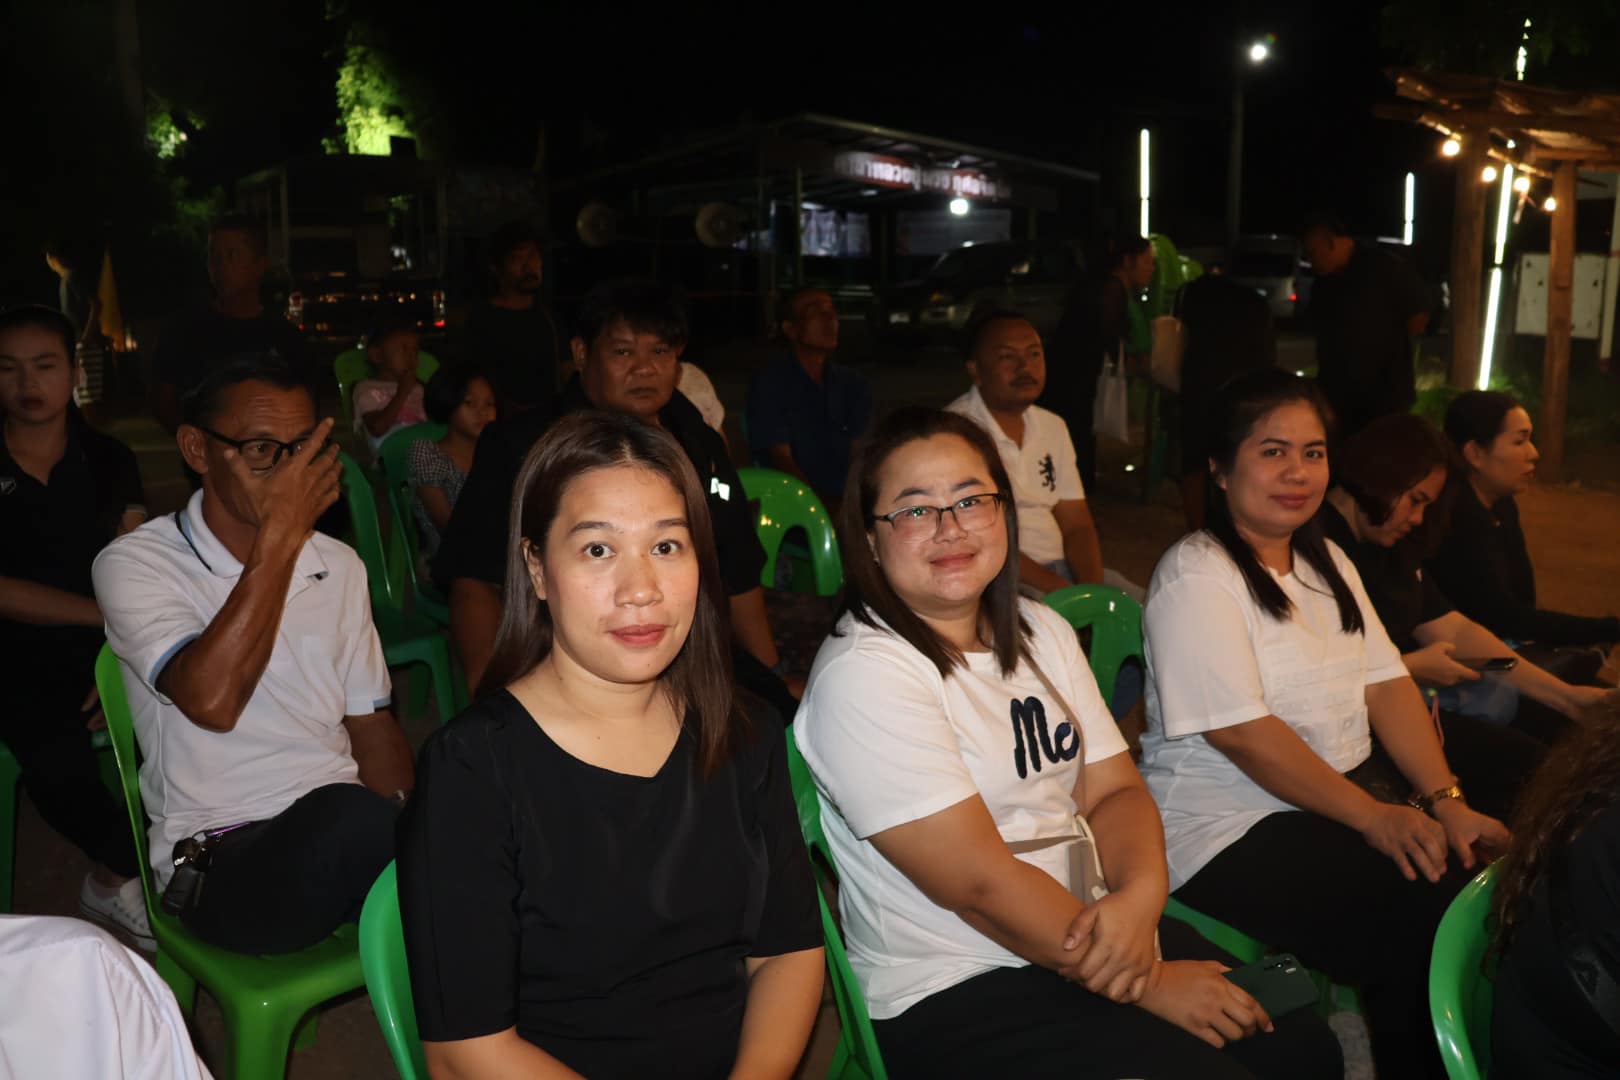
top-left (1222, 954), bottom-right (1320, 1019)
top-left (1455, 656), bottom-right (1518, 672)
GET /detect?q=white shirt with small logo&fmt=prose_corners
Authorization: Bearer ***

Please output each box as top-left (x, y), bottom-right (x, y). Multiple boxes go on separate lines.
top-left (946, 387), bottom-right (1085, 566)
top-left (92, 491), bottom-right (392, 886)
top-left (794, 600), bottom-right (1128, 1019)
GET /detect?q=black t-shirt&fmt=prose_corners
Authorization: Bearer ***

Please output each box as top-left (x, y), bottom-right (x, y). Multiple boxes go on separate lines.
top-left (1177, 274), bottom-right (1276, 474)
top-left (1428, 492), bottom-right (1620, 647)
top-left (0, 415), bottom-right (144, 693)
top-left (433, 379), bottom-right (765, 597)
top-left (1308, 246), bottom-right (1429, 437)
top-left (1320, 502), bottom-right (1451, 652)
top-left (1041, 272), bottom-right (1128, 414)
top-left (397, 691), bottom-right (821, 1077)
top-left (458, 301), bottom-right (561, 414)
top-left (1492, 798), bottom-right (1620, 1078)
top-left (152, 304), bottom-right (315, 396)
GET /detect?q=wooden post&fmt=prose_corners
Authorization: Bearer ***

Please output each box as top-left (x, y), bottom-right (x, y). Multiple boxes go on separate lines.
top-left (1449, 137), bottom-right (1488, 388)
top-left (1541, 160), bottom-right (1578, 482)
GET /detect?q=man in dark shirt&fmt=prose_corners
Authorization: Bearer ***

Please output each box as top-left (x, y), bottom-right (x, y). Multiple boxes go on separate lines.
top-left (1301, 216), bottom-right (1430, 439)
top-left (745, 288), bottom-right (871, 509)
top-left (437, 280), bottom-right (795, 718)
top-left (456, 219), bottom-right (561, 417)
top-left (0, 306), bottom-right (149, 945)
top-left (150, 214), bottom-right (312, 433)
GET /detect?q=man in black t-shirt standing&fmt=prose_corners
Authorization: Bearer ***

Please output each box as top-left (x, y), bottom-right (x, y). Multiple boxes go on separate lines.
top-left (1301, 215), bottom-right (1431, 439)
top-left (457, 220), bottom-right (561, 418)
top-left (150, 214), bottom-right (313, 433)
top-left (437, 280), bottom-right (796, 721)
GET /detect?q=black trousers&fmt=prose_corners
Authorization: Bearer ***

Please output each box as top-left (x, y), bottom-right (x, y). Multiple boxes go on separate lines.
top-left (182, 783), bottom-right (397, 954)
top-left (2, 675), bottom-right (140, 879)
top-left (874, 919), bottom-right (1343, 1079)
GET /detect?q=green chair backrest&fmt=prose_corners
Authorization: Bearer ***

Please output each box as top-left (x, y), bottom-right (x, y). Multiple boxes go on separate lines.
top-left (340, 450), bottom-right (401, 614)
top-left (1042, 585), bottom-right (1144, 705)
top-left (376, 423), bottom-right (449, 602)
top-left (736, 467), bottom-right (843, 597)
top-left (784, 733), bottom-right (888, 1079)
top-left (334, 348), bottom-right (440, 427)
top-left (94, 646), bottom-right (159, 902)
top-left (1431, 863), bottom-right (1499, 1080)
top-left (360, 861), bottom-right (429, 1080)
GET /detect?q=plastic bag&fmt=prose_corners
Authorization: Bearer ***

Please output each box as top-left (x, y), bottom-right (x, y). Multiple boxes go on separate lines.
top-left (1093, 350), bottom-right (1129, 444)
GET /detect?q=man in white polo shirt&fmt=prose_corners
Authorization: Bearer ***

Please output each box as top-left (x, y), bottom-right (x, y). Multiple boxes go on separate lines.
top-left (93, 352), bottom-right (413, 954)
top-left (946, 312), bottom-right (1108, 597)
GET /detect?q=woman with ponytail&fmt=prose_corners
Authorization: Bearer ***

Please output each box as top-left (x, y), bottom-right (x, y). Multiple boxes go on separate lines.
top-left (1138, 369), bottom-right (1510, 1080)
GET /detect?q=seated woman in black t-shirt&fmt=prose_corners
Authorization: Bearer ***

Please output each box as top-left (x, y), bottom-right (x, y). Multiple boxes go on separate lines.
top-left (1432, 392), bottom-right (1618, 677)
top-left (1491, 712), bottom-right (1620, 1079)
top-left (397, 411), bottom-right (824, 1079)
top-left (1323, 413), bottom-right (1615, 750)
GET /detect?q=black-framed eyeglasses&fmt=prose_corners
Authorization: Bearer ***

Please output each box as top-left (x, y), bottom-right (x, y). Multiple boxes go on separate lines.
top-left (197, 426), bottom-right (317, 472)
top-left (871, 492), bottom-right (1006, 541)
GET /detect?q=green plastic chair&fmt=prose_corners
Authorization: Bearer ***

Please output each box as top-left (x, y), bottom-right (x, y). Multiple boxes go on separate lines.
top-left (339, 452), bottom-right (466, 724)
top-left (359, 860), bottom-right (430, 1080)
top-left (783, 733), bottom-right (888, 1079)
top-left (93, 646), bottom-right (364, 1080)
top-left (1042, 584), bottom-right (1144, 706)
top-left (1430, 863), bottom-right (1499, 1080)
top-left (736, 467), bottom-right (843, 596)
top-left (334, 348), bottom-right (439, 428)
top-left (375, 422), bottom-right (451, 626)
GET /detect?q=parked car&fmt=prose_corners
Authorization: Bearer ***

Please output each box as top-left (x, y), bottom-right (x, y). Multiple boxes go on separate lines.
top-left (1228, 237), bottom-right (1307, 322)
top-left (869, 239), bottom-right (1083, 344)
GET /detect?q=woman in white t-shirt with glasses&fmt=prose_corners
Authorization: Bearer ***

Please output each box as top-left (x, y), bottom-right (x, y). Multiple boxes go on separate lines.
top-left (1140, 369), bottom-right (1513, 1080)
top-left (796, 407), bottom-right (1341, 1079)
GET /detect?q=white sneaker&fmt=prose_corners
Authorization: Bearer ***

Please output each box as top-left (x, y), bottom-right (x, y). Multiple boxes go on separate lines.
top-left (79, 874), bottom-right (156, 952)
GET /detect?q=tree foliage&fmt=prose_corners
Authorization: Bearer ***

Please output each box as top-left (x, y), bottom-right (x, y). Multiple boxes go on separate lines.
top-left (1383, 0), bottom-right (1620, 81)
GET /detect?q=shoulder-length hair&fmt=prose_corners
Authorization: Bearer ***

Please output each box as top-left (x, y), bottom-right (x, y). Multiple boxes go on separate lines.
top-left (479, 410), bottom-right (743, 775)
top-left (1204, 369), bottom-right (1365, 634)
top-left (839, 406), bottom-right (1031, 677)
top-left (1333, 412), bottom-right (1458, 556)
top-left (1493, 711), bottom-right (1620, 956)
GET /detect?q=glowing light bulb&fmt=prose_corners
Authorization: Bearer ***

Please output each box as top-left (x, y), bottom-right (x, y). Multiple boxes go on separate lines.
top-left (1441, 138), bottom-right (1461, 157)
top-left (1481, 165), bottom-right (1498, 183)
top-left (1513, 175), bottom-right (1531, 193)
top-left (1543, 196), bottom-right (1558, 212)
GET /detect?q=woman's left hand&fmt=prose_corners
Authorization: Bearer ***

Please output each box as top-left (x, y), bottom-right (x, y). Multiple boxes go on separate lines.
top-left (1563, 685), bottom-right (1620, 722)
top-left (1430, 799), bottom-right (1511, 870)
top-left (1059, 885), bottom-right (1160, 1002)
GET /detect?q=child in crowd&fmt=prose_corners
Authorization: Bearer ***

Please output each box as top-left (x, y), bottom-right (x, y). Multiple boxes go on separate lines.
top-left (0, 305), bottom-right (151, 947)
top-left (407, 365), bottom-right (496, 560)
top-left (353, 311), bottom-right (427, 449)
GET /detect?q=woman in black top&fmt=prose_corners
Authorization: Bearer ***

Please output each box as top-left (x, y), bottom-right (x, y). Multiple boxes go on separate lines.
top-left (1432, 391), bottom-right (1619, 661)
top-left (398, 411), bottom-right (824, 1078)
top-left (1323, 413), bottom-right (1615, 749)
top-left (1491, 711), bottom-right (1620, 1078)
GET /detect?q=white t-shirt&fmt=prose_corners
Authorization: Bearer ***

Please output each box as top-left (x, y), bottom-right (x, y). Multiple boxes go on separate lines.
top-left (0, 915), bottom-right (213, 1079)
top-left (946, 387), bottom-right (1085, 565)
top-left (92, 491), bottom-right (392, 886)
top-left (677, 362), bottom-right (726, 434)
top-left (794, 599), bottom-right (1128, 1019)
top-left (1138, 531), bottom-right (1407, 889)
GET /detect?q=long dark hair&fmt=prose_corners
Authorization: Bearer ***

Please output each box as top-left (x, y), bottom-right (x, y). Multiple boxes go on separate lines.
top-left (1204, 369), bottom-right (1365, 634)
top-left (839, 407), bottom-right (1031, 677)
top-left (479, 411), bottom-right (743, 775)
top-left (1493, 712), bottom-right (1620, 955)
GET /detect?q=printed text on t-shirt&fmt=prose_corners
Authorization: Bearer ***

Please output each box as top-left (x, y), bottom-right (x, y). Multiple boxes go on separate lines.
top-left (1010, 695), bottom-right (1078, 778)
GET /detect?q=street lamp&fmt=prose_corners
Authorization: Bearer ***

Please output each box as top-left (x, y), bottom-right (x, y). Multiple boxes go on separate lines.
top-left (1228, 34), bottom-right (1274, 245)
top-left (949, 197), bottom-right (970, 216)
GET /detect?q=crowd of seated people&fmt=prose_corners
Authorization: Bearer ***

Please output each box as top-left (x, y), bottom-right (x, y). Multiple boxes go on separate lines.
top-left (9, 215), bottom-right (1620, 1080)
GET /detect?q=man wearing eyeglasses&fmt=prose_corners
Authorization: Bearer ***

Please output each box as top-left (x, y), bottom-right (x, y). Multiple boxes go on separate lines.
top-left (92, 352), bottom-right (414, 954)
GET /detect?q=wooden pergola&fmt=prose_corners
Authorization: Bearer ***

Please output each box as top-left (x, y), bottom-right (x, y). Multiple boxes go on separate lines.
top-left (1378, 70), bottom-right (1620, 480)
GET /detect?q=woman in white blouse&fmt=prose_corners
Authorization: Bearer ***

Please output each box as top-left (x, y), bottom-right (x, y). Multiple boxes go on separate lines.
top-left (1139, 369), bottom-right (1511, 1080)
top-left (796, 406), bottom-right (1341, 1079)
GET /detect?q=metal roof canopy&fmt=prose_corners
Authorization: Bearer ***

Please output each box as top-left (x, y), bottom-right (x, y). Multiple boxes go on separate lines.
top-left (1379, 69), bottom-right (1620, 481)
top-left (554, 112), bottom-right (1098, 214)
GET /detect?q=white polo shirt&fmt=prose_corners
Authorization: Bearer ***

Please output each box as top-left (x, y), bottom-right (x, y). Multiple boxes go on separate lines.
top-left (92, 491), bottom-right (391, 886)
top-left (1138, 531), bottom-right (1407, 889)
top-left (795, 600), bottom-right (1128, 1020)
top-left (946, 387), bottom-right (1085, 566)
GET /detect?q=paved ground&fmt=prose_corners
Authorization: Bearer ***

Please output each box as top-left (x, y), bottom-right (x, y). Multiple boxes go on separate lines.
top-left (12, 333), bottom-right (1617, 1077)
